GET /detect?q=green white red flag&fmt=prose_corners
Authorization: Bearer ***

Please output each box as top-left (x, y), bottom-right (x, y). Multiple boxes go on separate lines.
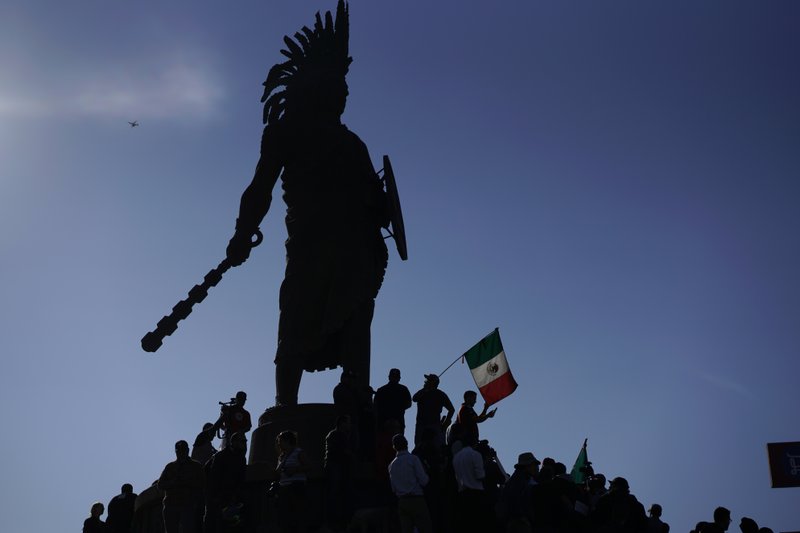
top-left (463, 328), bottom-right (518, 406)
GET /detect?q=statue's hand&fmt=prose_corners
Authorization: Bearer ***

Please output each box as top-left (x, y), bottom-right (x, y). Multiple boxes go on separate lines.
top-left (226, 231), bottom-right (253, 267)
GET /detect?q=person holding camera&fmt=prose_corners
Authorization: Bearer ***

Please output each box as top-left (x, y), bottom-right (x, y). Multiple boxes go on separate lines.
top-left (215, 391), bottom-right (252, 448)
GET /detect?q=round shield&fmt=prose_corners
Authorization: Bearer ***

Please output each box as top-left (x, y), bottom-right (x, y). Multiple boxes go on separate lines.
top-left (382, 155), bottom-right (408, 261)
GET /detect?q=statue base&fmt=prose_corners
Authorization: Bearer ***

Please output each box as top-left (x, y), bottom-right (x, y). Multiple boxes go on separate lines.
top-left (248, 403), bottom-right (337, 471)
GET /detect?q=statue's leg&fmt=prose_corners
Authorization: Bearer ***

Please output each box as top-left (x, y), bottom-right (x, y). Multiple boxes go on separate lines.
top-left (340, 300), bottom-right (375, 389)
top-left (275, 358), bottom-right (302, 406)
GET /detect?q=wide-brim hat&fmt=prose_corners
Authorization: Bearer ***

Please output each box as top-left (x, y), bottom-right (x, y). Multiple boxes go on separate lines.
top-left (515, 452), bottom-right (540, 468)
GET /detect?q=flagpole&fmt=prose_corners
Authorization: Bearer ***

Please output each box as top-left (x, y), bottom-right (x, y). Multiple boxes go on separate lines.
top-left (437, 354), bottom-right (464, 378)
top-left (438, 327), bottom-right (500, 378)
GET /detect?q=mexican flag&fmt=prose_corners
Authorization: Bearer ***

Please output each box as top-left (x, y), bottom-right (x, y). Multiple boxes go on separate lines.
top-left (463, 328), bottom-right (518, 406)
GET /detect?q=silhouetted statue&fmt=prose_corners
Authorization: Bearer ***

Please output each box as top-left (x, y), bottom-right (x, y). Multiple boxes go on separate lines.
top-left (225, 0), bottom-right (399, 406)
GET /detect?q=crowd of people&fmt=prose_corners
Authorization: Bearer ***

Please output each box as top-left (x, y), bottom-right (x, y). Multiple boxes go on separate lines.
top-left (82, 391), bottom-right (252, 533)
top-left (82, 374), bottom-right (777, 533)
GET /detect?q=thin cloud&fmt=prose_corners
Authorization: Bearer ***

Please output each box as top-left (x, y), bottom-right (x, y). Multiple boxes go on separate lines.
top-left (0, 56), bottom-right (224, 120)
top-left (698, 372), bottom-right (756, 400)
top-left (0, 94), bottom-right (47, 117)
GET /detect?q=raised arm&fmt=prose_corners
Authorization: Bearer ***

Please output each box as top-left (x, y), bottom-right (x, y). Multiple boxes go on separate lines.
top-left (226, 129), bottom-right (283, 266)
top-left (476, 404), bottom-right (497, 423)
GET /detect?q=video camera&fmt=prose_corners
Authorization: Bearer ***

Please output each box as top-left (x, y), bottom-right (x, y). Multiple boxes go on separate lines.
top-left (219, 397), bottom-right (237, 413)
top-left (214, 397), bottom-right (238, 437)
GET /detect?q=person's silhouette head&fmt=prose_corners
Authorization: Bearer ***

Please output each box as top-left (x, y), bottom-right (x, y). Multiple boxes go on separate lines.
top-left (609, 477), bottom-right (630, 494)
top-left (514, 452), bottom-right (541, 476)
top-left (229, 432), bottom-right (248, 454)
top-left (175, 440), bottom-right (190, 460)
top-left (423, 374), bottom-right (439, 390)
top-left (388, 368), bottom-right (401, 383)
top-left (392, 434), bottom-right (408, 452)
top-left (276, 430), bottom-right (298, 454)
top-left (714, 507), bottom-right (732, 531)
top-left (235, 391), bottom-right (247, 406)
top-left (649, 504), bottom-right (662, 518)
top-left (463, 390), bottom-right (478, 407)
top-left (90, 502), bottom-right (104, 518)
top-left (121, 483), bottom-right (133, 495)
top-left (739, 517), bottom-right (758, 533)
top-left (340, 369), bottom-right (356, 385)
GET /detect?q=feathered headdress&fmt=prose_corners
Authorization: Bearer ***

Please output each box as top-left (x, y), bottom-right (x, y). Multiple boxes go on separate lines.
top-left (261, 0), bottom-right (352, 125)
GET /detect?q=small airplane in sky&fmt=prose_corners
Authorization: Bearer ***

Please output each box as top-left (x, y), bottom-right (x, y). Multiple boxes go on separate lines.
top-left (128, 121), bottom-right (139, 128)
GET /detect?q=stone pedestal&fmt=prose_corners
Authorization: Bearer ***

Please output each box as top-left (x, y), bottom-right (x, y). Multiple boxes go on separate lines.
top-left (248, 403), bottom-right (337, 474)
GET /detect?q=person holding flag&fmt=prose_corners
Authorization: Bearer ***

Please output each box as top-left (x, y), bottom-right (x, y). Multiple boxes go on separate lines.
top-left (456, 390), bottom-right (497, 443)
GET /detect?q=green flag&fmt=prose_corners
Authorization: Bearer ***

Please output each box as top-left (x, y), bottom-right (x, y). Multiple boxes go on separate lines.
top-left (570, 438), bottom-right (589, 483)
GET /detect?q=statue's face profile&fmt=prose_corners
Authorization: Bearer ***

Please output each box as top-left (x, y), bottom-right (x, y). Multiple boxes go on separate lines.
top-left (328, 78), bottom-right (348, 118)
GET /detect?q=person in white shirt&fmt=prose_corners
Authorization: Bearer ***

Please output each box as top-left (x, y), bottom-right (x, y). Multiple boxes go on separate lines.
top-left (388, 434), bottom-right (432, 533)
top-left (452, 435), bottom-right (491, 531)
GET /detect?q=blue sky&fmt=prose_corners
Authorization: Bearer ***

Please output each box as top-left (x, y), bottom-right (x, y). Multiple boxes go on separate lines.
top-left (1, 1), bottom-right (799, 532)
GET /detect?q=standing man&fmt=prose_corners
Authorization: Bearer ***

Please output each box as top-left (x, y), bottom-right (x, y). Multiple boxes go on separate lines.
top-left (204, 432), bottom-right (248, 533)
top-left (501, 453), bottom-right (540, 533)
top-left (456, 390), bottom-right (496, 443)
top-left (191, 422), bottom-right (217, 465)
top-left (388, 434), bottom-right (432, 533)
top-left (82, 502), bottom-right (108, 533)
top-left (107, 484), bottom-right (137, 533)
top-left (706, 507), bottom-right (732, 533)
top-left (216, 391), bottom-right (252, 448)
top-left (412, 374), bottom-right (454, 447)
top-left (374, 368), bottom-right (412, 432)
top-left (452, 435), bottom-right (489, 532)
top-left (647, 503), bottom-right (670, 533)
top-left (324, 416), bottom-right (355, 531)
top-left (592, 477), bottom-right (647, 533)
top-left (157, 440), bottom-right (205, 533)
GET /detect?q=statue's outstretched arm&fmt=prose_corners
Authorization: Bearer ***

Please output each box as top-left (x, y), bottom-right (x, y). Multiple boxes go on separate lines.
top-left (226, 144), bottom-right (282, 267)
